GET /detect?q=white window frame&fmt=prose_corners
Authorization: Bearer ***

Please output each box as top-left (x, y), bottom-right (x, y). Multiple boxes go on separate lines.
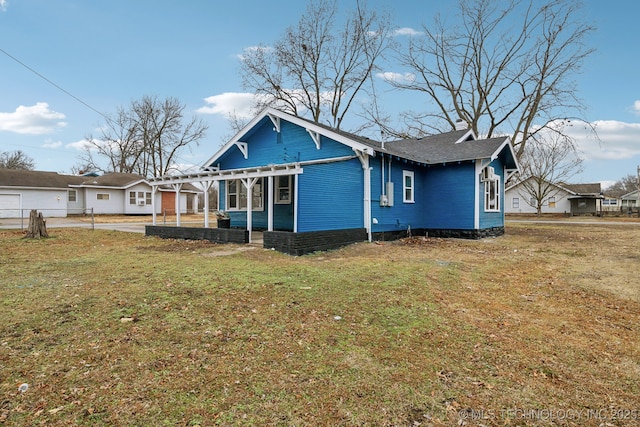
top-left (68, 190), bottom-right (77, 203)
top-left (512, 197), bottom-right (519, 209)
top-left (548, 196), bottom-right (556, 208)
top-left (403, 170), bottom-right (415, 203)
top-left (96, 193), bottom-right (110, 201)
top-left (275, 175), bottom-right (292, 204)
top-left (129, 191), bottom-right (151, 205)
top-left (226, 178), bottom-right (265, 211)
top-left (484, 176), bottom-right (500, 212)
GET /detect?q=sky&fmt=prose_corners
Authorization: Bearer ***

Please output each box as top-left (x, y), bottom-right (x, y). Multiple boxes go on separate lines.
top-left (1, 0), bottom-right (640, 189)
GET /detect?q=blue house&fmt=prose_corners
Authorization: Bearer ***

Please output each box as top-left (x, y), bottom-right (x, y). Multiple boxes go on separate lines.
top-left (148, 108), bottom-right (519, 255)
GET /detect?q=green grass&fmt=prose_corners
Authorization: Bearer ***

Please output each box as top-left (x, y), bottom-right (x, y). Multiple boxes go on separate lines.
top-left (1, 225), bottom-right (639, 426)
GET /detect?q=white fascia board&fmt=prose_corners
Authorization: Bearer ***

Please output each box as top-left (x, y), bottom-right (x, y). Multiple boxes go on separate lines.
top-left (454, 129), bottom-right (477, 144)
top-left (122, 180), bottom-right (150, 189)
top-left (490, 136), bottom-right (520, 172)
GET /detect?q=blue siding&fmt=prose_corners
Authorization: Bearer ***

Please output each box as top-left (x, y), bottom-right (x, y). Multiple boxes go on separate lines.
top-left (370, 159), bottom-right (424, 232)
top-left (211, 113), bottom-right (510, 235)
top-left (422, 163), bottom-right (476, 229)
top-left (370, 158), bottom-right (476, 232)
top-left (478, 159), bottom-right (505, 229)
top-left (297, 159), bottom-right (363, 232)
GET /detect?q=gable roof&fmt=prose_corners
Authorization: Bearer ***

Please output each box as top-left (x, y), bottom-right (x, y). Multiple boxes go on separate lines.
top-left (203, 107), bottom-right (519, 170)
top-left (203, 107), bottom-right (376, 167)
top-left (0, 169), bottom-right (84, 189)
top-left (363, 133), bottom-right (516, 167)
top-left (74, 172), bottom-right (147, 188)
top-left (507, 178), bottom-right (602, 197)
top-left (562, 183), bottom-right (601, 196)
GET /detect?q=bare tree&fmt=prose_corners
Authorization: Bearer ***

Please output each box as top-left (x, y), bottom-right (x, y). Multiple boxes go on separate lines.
top-left (515, 131), bottom-right (583, 214)
top-left (0, 150), bottom-right (35, 170)
top-left (240, 0), bottom-right (392, 129)
top-left (605, 174), bottom-right (639, 198)
top-left (384, 0), bottom-right (594, 155)
top-left (80, 96), bottom-right (208, 178)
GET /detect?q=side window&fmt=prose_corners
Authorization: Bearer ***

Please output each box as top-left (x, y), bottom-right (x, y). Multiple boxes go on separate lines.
top-left (548, 196), bottom-right (556, 208)
top-left (403, 171), bottom-right (414, 203)
top-left (512, 197), bottom-right (519, 209)
top-left (275, 175), bottom-right (291, 204)
top-left (226, 179), bottom-right (264, 211)
top-left (68, 190), bottom-right (77, 202)
top-left (483, 174), bottom-right (500, 212)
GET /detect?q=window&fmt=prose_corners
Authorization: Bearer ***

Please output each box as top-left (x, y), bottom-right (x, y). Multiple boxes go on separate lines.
top-left (484, 176), bottom-right (500, 212)
top-left (512, 197), bottom-right (519, 209)
top-left (97, 193), bottom-right (110, 201)
top-left (129, 191), bottom-right (152, 205)
top-left (226, 178), bottom-right (264, 211)
top-left (275, 175), bottom-right (291, 204)
top-left (68, 190), bottom-right (77, 202)
top-left (403, 171), bottom-right (414, 203)
top-left (548, 196), bottom-right (556, 208)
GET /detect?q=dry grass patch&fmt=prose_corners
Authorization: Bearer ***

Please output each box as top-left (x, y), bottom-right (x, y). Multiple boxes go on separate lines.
top-left (1, 223), bottom-right (639, 426)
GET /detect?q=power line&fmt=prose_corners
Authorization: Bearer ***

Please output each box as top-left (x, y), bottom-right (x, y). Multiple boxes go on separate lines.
top-left (0, 46), bottom-right (109, 121)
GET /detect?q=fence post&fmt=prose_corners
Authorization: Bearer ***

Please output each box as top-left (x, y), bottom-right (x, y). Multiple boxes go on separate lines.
top-left (163, 209), bottom-right (166, 225)
top-left (91, 208), bottom-right (95, 230)
top-left (21, 209), bottom-right (24, 231)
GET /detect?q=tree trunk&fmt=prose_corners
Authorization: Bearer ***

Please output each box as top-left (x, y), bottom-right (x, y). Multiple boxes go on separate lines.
top-left (24, 210), bottom-right (49, 239)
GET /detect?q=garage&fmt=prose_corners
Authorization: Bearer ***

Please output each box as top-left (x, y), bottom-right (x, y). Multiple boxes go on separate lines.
top-left (0, 193), bottom-right (21, 218)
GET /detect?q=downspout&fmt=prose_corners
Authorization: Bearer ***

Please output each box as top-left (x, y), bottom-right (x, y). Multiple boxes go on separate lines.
top-left (474, 161), bottom-right (480, 230)
top-left (355, 149), bottom-right (372, 242)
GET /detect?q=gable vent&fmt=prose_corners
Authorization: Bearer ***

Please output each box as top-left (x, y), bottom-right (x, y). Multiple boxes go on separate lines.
top-left (455, 119), bottom-right (467, 131)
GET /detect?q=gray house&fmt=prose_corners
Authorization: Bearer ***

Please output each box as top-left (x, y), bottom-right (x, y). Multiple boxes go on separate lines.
top-left (0, 169), bottom-right (199, 218)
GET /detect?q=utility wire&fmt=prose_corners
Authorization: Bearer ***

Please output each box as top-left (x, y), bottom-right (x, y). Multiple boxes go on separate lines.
top-left (0, 46), bottom-right (109, 121)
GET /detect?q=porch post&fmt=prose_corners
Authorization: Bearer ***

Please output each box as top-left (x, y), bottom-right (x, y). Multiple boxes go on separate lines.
top-left (241, 177), bottom-right (258, 243)
top-left (267, 175), bottom-right (274, 231)
top-left (151, 185), bottom-right (158, 225)
top-left (172, 183), bottom-right (183, 226)
top-left (203, 180), bottom-right (212, 228)
top-left (293, 174), bottom-right (299, 233)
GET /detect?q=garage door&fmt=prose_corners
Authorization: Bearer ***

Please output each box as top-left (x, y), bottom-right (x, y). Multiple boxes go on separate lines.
top-left (0, 194), bottom-right (20, 218)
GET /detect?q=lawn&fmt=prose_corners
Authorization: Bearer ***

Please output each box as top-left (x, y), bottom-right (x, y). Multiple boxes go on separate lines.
top-left (1, 223), bottom-right (639, 426)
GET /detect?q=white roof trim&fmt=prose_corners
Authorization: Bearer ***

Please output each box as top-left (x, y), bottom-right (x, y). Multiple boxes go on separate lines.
top-left (454, 129), bottom-right (477, 143)
top-left (490, 136), bottom-right (520, 171)
top-left (201, 107), bottom-right (375, 168)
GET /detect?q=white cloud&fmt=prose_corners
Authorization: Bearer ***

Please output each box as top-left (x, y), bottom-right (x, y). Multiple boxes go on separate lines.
top-left (42, 140), bottom-right (62, 149)
top-left (565, 120), bottom-right (640, 161)
top-left (197, 92), bottom-right (259, 119)
top-left (0, 0), bottom-right (7, 12)
top-left (376, 71), bottom-right (415, 84)
top-left (392, 27), bottom-right (423, 37)
top-left (0, 102), bottom-right (67, 134)
top-left (236, 45), bottom-right (272, 61)
top-left (66, 139), bottom-right (94, 151)
top-left (632, 100), bottom-right (640, 115)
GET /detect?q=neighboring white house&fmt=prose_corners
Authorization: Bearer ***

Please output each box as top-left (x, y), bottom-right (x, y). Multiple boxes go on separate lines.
top-left (621, 190), bottom-right (639, 208)
top-left (505, 179), bottom-right (603, 215)
top-left (0, 169), bottom-right (199, 218)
